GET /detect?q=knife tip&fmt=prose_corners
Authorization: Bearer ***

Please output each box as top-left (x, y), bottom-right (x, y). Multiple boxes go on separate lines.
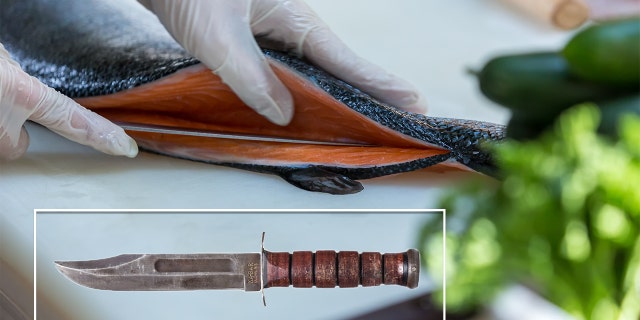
top-left (53, 261), bottom-right (74, 275)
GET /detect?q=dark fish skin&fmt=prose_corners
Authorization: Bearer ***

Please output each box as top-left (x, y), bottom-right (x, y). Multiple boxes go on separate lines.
top-left (0, 0), bottom-right (199, 97)
top-left (0, 0), bottom-right (506, 194)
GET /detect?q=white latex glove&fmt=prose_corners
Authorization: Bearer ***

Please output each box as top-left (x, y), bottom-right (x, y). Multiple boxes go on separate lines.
top-left (0, 43), bottom-right (138, 160)
top-left (139, 0), bottom-right (428, 125)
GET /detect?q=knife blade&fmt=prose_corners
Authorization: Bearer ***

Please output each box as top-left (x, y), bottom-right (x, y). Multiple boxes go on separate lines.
top-left (116, 122), bottom-right (374, 147)
top-left (54, 253), bottom-right (263, 292)
top-left (54, 234), bottom-right (420, 294)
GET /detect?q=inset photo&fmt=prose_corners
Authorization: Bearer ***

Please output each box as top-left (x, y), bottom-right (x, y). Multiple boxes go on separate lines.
top-left (34, 210), bottom-right (445, 320)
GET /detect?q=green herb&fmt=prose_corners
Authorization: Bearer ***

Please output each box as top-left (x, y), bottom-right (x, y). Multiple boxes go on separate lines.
top-left (419, 104), bottom-right (640, 320)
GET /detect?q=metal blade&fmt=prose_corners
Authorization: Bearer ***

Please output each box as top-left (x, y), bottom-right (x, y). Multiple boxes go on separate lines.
top-left (54, 253), bottom-right (262, 292)
top-left (117, 122), bottom-right (373, 147)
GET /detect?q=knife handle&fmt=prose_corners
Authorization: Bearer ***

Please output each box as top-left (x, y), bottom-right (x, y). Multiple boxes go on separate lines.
top-left (262, 249), bottom-right (419, 289)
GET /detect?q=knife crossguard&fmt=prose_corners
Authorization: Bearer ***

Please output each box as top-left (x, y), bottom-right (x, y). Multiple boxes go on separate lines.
top-left (263, 249), bottom-right (420, 289)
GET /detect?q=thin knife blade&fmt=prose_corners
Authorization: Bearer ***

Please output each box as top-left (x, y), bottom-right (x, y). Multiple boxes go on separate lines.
top-left (54, 253), bottom-right (262, 292)
top-left (116, 122), bottom-right (373, 147)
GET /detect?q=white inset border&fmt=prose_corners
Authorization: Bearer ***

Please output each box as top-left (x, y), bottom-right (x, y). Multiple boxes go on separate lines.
top-left (34, 209), bottom-right (446, 319)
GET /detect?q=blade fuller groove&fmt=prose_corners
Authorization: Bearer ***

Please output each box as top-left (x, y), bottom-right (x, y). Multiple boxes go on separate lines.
top-left (154, 258), bottom-right (233, 273)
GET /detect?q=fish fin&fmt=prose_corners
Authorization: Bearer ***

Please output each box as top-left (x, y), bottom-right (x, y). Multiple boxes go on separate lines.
top-left (279, 167), bottom-right (364, 195)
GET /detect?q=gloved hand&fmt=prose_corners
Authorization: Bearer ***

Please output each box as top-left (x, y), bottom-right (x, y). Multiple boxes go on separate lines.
top-left (139, 0), bottom-right (428, 125)
top-left (0, 43), bottom-right (138, 160)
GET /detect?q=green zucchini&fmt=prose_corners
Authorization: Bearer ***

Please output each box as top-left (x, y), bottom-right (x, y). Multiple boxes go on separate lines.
top-left (475, 52), bottom-right (630, 118)
top-left (563, 18), bottom-right (640, 87)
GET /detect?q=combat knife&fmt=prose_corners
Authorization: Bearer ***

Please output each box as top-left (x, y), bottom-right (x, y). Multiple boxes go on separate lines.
top-left (54, 234), bottom-right (420, 303)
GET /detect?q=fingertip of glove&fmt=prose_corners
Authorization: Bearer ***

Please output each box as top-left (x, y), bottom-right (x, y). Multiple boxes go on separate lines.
top-left (115, 135), bottom-right (139, 158)
top-left (98, 129), bottom-right (139, 158)
top-left (123, 136), bottom-right (139, 158)
top-left (263, 101), bottom-right (294, 126)
top-left (400, 94), bottom-right (428, 115)
top-left (68, 110), bottom-right (140, 158)
top-left (255, 85), bottom-right (294, 126)
top-left (213, 63), bottom-right (295, 126)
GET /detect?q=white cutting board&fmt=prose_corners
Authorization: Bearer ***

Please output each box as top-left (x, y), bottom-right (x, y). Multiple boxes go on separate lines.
top-left (0, 0), bottom-right (575, 319)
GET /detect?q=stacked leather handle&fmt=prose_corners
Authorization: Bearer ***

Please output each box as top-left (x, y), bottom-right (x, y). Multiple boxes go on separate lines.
top-left (263, 249), bottom-right (420, 289)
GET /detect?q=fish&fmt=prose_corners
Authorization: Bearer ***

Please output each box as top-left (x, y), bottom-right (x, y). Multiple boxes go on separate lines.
top-left (0, 0), bottom-right (505, 194)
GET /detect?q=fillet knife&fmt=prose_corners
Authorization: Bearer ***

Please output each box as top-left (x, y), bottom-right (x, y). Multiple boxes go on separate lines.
top-left (54, 234), bottom-right (420, 304)
top-left (116, 122), bottom-right (374, 147)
